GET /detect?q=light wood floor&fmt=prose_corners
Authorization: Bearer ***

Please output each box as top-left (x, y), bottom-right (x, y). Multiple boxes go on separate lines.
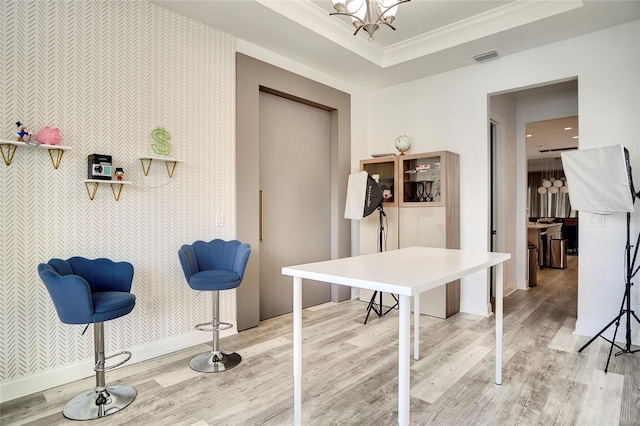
top-left (2, 254), bottom-right (639, 425)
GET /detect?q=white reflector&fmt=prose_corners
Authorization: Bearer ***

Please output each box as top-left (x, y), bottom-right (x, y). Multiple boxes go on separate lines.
top-left (561, 145), bottom-right (635, 214)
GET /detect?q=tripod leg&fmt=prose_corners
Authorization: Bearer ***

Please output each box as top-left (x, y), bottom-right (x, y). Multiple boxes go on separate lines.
top-left (384, 294), bottom-right (399, 315)
top-left (364, 291), bottom-right (382, 324)
top-left (578, 315), bottom-right (620, 353)
top-left (604, 314), bottom-right (623, 373)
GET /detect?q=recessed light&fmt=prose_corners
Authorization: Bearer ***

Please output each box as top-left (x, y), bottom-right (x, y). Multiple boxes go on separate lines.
top-left (564, 127), bottom-right (572, 130)
top-left (572, 135), bottom-right (579, 139)
top-left (526, 134), bottom-right (532, 138)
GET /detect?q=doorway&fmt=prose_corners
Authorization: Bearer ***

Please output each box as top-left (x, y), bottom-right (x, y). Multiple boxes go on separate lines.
top-left (488, 78), bottom-right (578, 296)
top-left (258, 91), bottom-right (332, 320)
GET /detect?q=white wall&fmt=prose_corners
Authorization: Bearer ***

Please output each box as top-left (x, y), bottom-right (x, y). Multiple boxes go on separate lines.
top-left (369, 20), bottom-right (640, 329)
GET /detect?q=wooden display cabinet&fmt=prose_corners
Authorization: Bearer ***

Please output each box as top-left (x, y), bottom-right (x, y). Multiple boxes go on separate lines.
top-left (357, 151), bottom-right (460, 319)
top-left (398, 150), bottom-right (460, 318)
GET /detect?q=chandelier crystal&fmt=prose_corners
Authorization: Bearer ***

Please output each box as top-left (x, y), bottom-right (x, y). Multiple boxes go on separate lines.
top-left (330, 0), bottom-right (411, 41)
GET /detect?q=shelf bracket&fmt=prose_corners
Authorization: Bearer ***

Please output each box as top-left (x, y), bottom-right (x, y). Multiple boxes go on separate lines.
top-left (110, 183), bottom-right (125, 201)
top-left (1, 143), bottom-right (17, 166)
top-left (139, 158), bottom-right (153, 176)
top-left (165, 161), bottom-right (178, 178)
top-left (84, 181), bottom-right (99, 201)
top-left (47, 148), bottom-right (64, 169)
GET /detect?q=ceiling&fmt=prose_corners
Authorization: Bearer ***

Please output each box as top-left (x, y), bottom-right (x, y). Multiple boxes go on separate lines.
top-left (526, 116), bottom-right (579, 170)
top-left (150, 0), bottom-right (640, 91)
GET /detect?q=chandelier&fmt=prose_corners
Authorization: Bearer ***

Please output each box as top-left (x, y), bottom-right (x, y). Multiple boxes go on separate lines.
top-left (537, 156), bottom-right (568, 195)
top-left (330, 0), bottom-right (411, 41)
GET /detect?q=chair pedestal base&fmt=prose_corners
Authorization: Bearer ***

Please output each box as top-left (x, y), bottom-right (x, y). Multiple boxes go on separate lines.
top-left (190, 350), bottom-right (241, 373)
top-left (63, 384), bottom-right (136, 420)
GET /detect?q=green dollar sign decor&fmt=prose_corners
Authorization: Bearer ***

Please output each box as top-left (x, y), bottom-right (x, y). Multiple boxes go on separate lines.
top-left (151, 127), bottom-right (172, 156)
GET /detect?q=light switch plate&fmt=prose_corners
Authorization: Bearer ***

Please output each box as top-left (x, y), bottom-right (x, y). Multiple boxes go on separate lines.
top-left (589, 215), bottom-right (605, 227)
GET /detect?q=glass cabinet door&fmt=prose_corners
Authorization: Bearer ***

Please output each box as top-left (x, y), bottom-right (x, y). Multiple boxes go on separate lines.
top-left (360, 156), bottom-right (398, 207)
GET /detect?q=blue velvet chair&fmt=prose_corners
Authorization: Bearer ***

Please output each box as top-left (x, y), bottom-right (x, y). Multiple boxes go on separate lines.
top-left (178, 239), bottom-right (251, 373)
top-left (38, 257), bottom-right (136, 420)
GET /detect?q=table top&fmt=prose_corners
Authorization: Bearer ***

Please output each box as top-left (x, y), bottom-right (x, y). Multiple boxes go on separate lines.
top-left (282, 247), bottom-right (510, 296)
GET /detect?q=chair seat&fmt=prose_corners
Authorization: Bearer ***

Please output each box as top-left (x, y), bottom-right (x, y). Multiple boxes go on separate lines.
top-left (92, 292), bottom-right (136, 323)
top-left (188, 270), bottom-right (241, 291)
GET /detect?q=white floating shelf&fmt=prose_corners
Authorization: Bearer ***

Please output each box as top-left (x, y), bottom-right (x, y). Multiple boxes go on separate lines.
top-left (0, 139), bottom-right (72, 168)
top-left (137, 156), bottom-right (184, 178)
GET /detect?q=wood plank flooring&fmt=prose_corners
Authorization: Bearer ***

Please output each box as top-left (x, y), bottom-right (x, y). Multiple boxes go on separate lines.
top-left (2, 254), bottom-right (639, 425)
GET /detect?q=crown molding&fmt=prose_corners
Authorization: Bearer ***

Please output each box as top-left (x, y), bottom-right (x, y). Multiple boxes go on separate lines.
top-left (383, 0), bottom-right (584, 67)
top-left (260, 0), bottom-right (583, 69)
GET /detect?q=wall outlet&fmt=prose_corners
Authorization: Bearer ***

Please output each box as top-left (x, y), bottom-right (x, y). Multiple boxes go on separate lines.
top-left (216, 214), bottom-right (224, 227)
top-left (589, 215), bottom-right (605, 227)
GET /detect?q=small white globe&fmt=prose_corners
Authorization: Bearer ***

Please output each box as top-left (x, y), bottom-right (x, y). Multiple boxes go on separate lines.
top-left (394, 135), bottom-right (410, 155)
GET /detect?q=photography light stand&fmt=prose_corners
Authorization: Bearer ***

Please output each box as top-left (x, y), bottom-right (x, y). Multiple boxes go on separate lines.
top-left (344, 170), bottom-right (398, 325)
top-left (562, 145), bottom-right (640, 373)
top-left (577, 191), bottom-right (640, 372)
top-left (363, 203), bottom-right (399, 324)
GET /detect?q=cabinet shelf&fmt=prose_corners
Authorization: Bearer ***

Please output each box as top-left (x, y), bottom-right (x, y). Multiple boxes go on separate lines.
top-left (83, 179), bottom-right (131, 201)
top-left (137, 156), bottom-right (184, 178)
top-left (399, 151), bottom-right (458, 208)
top-left (360, 155), bottom-right (398, 207)
top-left (0, 139), bottom-right (71, 169)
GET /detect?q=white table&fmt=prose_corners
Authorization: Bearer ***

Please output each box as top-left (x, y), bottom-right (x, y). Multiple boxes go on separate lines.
top-left (282, 246), bottom-right (511, 426)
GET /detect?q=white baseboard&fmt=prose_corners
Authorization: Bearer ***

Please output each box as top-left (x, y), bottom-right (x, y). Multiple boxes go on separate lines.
top-left (574, 318), bottom-right (640, 344)
top-left (0, 328), bottom-right (235, 403)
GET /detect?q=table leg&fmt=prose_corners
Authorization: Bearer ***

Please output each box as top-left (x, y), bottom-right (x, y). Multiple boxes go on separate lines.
top-left (413, 293), bottom-right (420, 361)
top-left (293, 276), bottom-right (302, 425)
top-left (398, 294), bottom-right (410, 426)
top-left (495, 262), bottom-right (504, 385)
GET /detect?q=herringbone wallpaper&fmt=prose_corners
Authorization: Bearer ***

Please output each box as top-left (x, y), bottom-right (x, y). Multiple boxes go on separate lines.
top-left (1, 1), bottom-right (236, 383)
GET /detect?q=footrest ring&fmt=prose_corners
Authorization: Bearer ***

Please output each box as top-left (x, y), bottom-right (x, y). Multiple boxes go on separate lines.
top-left (195, 321), bottom-right (233, 333)
top-left (94, 350), bottom-right (132, 372)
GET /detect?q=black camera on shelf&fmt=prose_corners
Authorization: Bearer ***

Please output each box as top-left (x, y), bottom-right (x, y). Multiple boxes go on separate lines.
top-left (88, 154), bottom-right (113, 180)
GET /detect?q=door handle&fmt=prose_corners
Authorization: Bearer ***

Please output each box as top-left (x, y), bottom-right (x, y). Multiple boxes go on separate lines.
top-left (260, 190), bottom-right (264, 241)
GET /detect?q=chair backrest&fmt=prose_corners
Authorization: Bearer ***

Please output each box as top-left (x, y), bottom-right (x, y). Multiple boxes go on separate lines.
top-left (46, 257), bottom-right (134, 293)
top-left (178, 239), bottom-right (251, 282)
top-left (38, 257), bottom-right (134, 324)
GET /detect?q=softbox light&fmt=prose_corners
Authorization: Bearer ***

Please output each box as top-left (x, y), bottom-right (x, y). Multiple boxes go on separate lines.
top-left (561, 144), bottom-right (635, 214)
top-left (344, 171), bottom-right (384, 220)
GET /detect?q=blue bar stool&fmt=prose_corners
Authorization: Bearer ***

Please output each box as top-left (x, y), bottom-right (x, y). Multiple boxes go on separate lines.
top-left (38, 257), bottom-right (137, 420)
top-left (178, 239), bottom-right (251, 373)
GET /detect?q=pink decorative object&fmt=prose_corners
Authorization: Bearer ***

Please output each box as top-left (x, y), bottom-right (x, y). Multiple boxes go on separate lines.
top-left (35, 126), bottom-right (61, 146)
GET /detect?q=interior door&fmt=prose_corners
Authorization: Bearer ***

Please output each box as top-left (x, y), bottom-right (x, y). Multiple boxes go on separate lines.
top-left (258, 91), bottom-right (331, 320)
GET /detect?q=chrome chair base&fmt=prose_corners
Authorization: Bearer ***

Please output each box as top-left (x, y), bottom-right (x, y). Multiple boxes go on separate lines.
top-left (189, 350), bottom-right (241, 373)
top-left (63, 384), bottom-right (136, 420)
